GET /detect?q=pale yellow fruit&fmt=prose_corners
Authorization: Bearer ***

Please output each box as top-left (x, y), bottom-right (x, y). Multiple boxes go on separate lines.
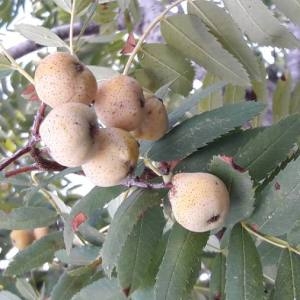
top-left (94, 75), bottom-right (145, 131)
top-left (40, 102), bottom-right (98, 167)
top-left (33, 227), bottom-right (49, 240)
top-left (10, 229), bottom-right (35, 250)
top-left (34, 52), bottom-right (97, 108)
top-left (82, 128), bottom-right (139, 187)
top-left (131, 96), bottom-right (169, 141)
top-left (169, 172), bottom-right (230, 232)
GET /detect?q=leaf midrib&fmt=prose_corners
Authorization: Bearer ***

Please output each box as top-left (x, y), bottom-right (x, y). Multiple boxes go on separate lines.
top-left (140, 48), bottom-right (191, 86)
top-left (162, 17), bottom-right (246, 84)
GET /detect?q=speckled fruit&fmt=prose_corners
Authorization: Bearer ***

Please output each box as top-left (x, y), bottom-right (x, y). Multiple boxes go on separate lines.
top-left (10, 229), bottom-right (35, 250)
top-left (33, 227), bottom-right (49, 240)
top-left (82, 128), bottom-right (139, 187)
top-left (169, 172), bottom-right (230, 232)
top-left (34, 52), bottom-right (97, 107)
top-left (94, 75), bottom-right (145, 131)
top-left (131, 95), bottom-right (169, 141)
top-left (40, 102), bottom-right (98, 167)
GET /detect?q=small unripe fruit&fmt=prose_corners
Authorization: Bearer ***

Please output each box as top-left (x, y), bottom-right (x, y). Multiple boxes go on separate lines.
top-left (94, 75), bottom-right (145, 131)
top-left (131, 96), bottom-right (169, 141)
top-left (34, 52), bottom-right (97, 107)
top-left (33, 227), bottom-right (49, 240)
top-left (40, 102), bottom-right (98, 167)
top-left (169, 172), bottom-right (230, 232)
top-left (82, 128), bottom-right (139, 187)
top-left (10, 229), bottom-right (35, 250)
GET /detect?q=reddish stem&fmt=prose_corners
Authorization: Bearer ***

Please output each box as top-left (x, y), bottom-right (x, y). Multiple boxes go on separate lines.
top-left (0, 103), bottom-right (47, 172)
top-left (4, 164), bottom-right (39, 177)
top-left (0, 145), bottom-right (32, 171)
top-left (31, 103), bottom-right (46, 138)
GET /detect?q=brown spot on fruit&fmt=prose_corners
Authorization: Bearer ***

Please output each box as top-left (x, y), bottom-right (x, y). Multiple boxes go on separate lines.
top-left (207, 214), bottom-right (220, 224)
top-left (34, 52), bottom-right (97, 108)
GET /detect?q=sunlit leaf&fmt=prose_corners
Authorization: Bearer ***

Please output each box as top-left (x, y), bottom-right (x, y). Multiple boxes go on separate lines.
top-left (223, 0), bottom-right (300, 47)
top-left (161, 15), bottom-right (250, 86)
top-left (188, 0), bottom-right (261, 80)
top-left (14, 24), bottom-right (68, 48)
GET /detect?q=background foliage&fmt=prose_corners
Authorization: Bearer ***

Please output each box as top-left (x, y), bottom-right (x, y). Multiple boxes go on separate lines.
top-left (1, 0), bottom-right (300, 299)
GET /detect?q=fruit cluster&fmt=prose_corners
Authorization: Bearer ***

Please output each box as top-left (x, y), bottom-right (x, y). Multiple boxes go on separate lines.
top-left (34, 52), bottom-right (230, 233)
top-left (35, 52), bottom-right (169, 187)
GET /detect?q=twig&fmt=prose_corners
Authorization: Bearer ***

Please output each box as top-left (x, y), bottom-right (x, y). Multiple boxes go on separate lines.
top-left (4, 164), bottom-right (39, 177)
top-left (31, 103), bottom-right (46, 138)
top-left (8, 23), bottom-right (100, 59)
top-left (122, 0), bottom-right (186, 75)
top-left (0, 44), bottom-right (35, 85)
top-left (69, 0), bottom-right (77, 55)
top-left (122, 176), bottom-right (172, 189)
top-left (0, 145), bottom-right (32, 171)
top-left (241, 222), bottom-right (300, 256)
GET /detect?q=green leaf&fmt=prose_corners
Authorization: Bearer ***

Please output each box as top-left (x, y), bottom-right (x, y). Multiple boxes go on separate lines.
top-left (102, 189), bottom-right (167, 277)
top-left (223, 0), bottom-right (300, 48)
top-left (273, 0), bottom-right (300, 26)
top-left (0, 54), bottom-right (13, 79)
top-left (234, 114), bottom-right (300, 181)
top-left (88, 65), bottom-right (118, 81)
top-left (5, 231), bottom-right (64, 276)
top-left (138, 43), bottom-right (194, 96)
top-left (161, 15), bottom-right (250, 86)
top-left (16, 278), bottom-right (38, 300)
top-left (72, 278), bottom-right (126, 300)
top-left (14, 24), bottom-right (68, 48)
top-left (154, 223), bottom-right (209, 300)
top-left (290, 81), bottom-right (300, 114)
top-left (209, 156), bottom-right (255, 227)
top-left (51, 264), bottom-right (97, 300)
top-left (0, 291), bottom-right (22, 300)
top-left (198, 73), bottom-right (222, 111)
top-left (168, 81), bottom-right (226, 126)
top-left (117, 206), bottom-right (165, 294)
top-left (210, 253), bottom-right (226, 300)
top-left (223, 84), bottom-right (245, 105)
top-left (52, 0), bottom-right (72, 12)
top-left (273, 249), bottom-right (300, 300)
top-left (55, 245), bottom-right (100, 266)
top-left (225, 224), bottom-right (264, 300)
top-left (175, 128), bottom-right (263, 173)
top-left (272, 75), bottom-right (292, 123)
top-left (249, 155), bottom-right (300, 236)
top-left (149, 102), bottom-right (265, 161)
top-left (71, 186), bottom-right (126, 218)
top-left (187, 0), bottom-right (261, 81)
top-left (258, 242), bottom-right (283, 267)
top-left (287, 220), bottom-right (300, 247)
top-left (0, 207), bottom-right (57, 229)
